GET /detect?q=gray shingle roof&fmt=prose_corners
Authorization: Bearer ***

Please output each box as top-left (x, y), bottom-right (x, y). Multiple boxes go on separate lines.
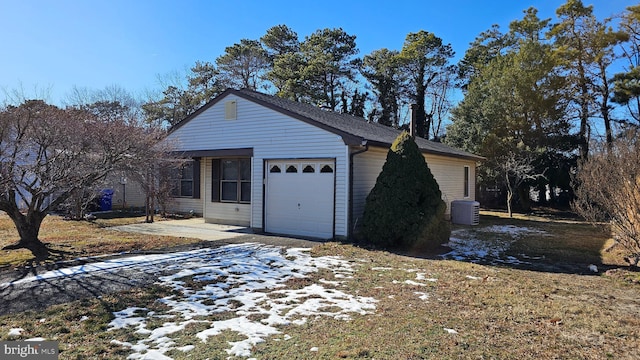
top-left (173, 88), bottom-right (483, 161)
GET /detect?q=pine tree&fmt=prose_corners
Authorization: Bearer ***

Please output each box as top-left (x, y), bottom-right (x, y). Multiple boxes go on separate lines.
top-left (362, 132), bottom-right (450, 251)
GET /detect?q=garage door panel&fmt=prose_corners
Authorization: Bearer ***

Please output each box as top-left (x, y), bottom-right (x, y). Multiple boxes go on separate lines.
top-left (265, 160), bottom-right (334, 239)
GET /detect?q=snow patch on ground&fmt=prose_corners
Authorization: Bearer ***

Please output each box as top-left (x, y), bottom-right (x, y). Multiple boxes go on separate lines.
top-left (482, 225), bottom-right (547, 237)
top-left (442, 225), bottom-right (547, 265)
top-left (8, 328), bottom-right (23, 336)
top-left (371, 267), bottom-right (393, 271)
top-left (416, 273), bottom-right (438, 282)
top-left (404, 280), bottom-right (427, 286)
top-left (2, 224), bottom-right (555, 358)
top-left (101, 244), bottom-right (376, 359)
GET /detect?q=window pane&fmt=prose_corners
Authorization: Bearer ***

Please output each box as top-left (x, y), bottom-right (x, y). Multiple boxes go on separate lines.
top-left (182, 162), bottom-right (194, 180)
top-left (239, 159), bottom-right (251, 180)
top-left (181, 180), bottom-right (193, 197)
top-left (464, 166), bottom-right (470, 197)
top-left (240, 181), bottom-right (251, 202)
top-left (221, 182), bottom-right (238, 201)
top-left (222, 160), bottom-right (238, 180)
top-left (270, 165), bottom-right (281, 173)
top-left (286, 165), bottom-right (298, 173)
top-left (320, 164), bottom-right (334, 173)
top-left (303, 165), bottom-right (315, 173)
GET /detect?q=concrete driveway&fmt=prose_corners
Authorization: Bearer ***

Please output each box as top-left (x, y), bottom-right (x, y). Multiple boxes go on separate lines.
top-left (110, 218), bottom-right (252, 241)
top-left (110, 218), bottom-right (325, 249)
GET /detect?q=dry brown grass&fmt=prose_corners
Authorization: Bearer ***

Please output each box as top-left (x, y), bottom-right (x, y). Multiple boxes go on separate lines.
top-left (479, 210), bottom-right (627, 267)
top-left (262, 241), bottom-right (639, 359)
top-left (0, 213), bottom-right (203, 269)
top-left (1, 210), bottom-right (638, 359)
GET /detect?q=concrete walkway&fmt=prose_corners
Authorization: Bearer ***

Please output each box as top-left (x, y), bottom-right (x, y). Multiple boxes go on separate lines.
top-left (110, 218), bottom-right (253, 241)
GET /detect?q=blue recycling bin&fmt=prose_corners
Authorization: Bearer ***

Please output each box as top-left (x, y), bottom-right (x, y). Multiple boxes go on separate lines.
top-left (100, 189), bottom-right (114, 211)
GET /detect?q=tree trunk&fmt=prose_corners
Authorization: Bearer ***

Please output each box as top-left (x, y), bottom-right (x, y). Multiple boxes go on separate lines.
top-left (507, 189), bottom-right (513, 218)
top-left (536, 182), bottom-right (548, 206)
top-left (505, 169), bottom-right (514, 218)
top-left (578, 61), bottom-right (590, 159)
top-left (2, 209), bottom-right (50, 260)
top-left (518, 185), bottom-right (531, 213)
top-left (415, 96), bottom-right (427, 138)
top-left (145, 195), bottom-right (152, 223)
top-left (603, 104), bottom-right (613, 151)
top-left (415, 69), bottom-right (427, 139)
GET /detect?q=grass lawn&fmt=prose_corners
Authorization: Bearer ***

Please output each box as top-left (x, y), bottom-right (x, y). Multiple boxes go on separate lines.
top-left (0, 212), bottom-right (205, 269)
top-left (1, 210), bottom-right (639, 359)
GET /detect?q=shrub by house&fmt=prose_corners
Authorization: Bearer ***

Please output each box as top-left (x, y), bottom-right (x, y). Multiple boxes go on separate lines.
top-left (362, 131), bottom-right (450, 251)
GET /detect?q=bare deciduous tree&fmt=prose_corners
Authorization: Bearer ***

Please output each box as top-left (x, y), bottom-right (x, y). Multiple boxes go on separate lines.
top-left (0, 99), bottom-right (172, 259)
top-left (573, 131), bottom-right (640, 266)
top-left (498, 148), bottom-right (545, 217)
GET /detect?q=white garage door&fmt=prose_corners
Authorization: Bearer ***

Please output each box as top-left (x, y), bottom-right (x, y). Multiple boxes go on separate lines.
top-left (265, 160), bottom-right (335, 239)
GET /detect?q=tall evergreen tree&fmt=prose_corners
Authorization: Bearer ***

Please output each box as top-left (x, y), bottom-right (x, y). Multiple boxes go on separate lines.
top-left (299, 28), bottom-right (359, 110)
top-left (447, 8), bottom-right (573, 210)
top-left (261, 24), bottom-right (300, 59)
top-left (457, 25), bottom-right (515, 91)
top-left (216, 39), bottom-right (270, 90)
top-left (587, 17), bottom-right (628, 148)
top-left (142, 85), bottom-right (198, 127)
top-left (268, 52), bottom-right (307, 101)
top-left (612, 5), bottom-right (640, 125)
top-left (398, 31), bottom-right (454, 139)
top-left (142, 61), bottom-right (225, 127)
top-left (361, 48), bottom-right (402, 127)
top-left (548, 0), bottom-right (598, 158)
top-left (261, 25), bottom-right (304, 100)
top-left (187, 61), bottom-right (222, 107)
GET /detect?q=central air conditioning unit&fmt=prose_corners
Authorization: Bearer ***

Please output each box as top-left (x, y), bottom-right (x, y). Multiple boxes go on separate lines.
top-left (451, 200), bottom-right (480, 225)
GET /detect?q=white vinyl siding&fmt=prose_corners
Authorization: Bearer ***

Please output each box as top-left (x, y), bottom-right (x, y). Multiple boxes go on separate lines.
top-left (169, 160), bottom-right (206, 215)
top-left (203, 158), bottom-right (251, 226)
top-left (114, 182), bottom-right (146, 209)
top-left (424, 153), bottom-right (477, 211)
top-left (105, 174), bottom-right (146, 209)
top-left (166, 94), bottom-right (349, 236)
top-left (351, 147), bottom-right (387, 229)
top-left (351, 146), bottom-right (477, 224)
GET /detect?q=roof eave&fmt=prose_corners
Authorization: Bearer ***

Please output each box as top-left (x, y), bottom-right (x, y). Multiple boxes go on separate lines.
top-left (363, 141), bottom-right (484, 162)
top-left (231, 90), bottom-right (364, 146)
top-left (169, 88), bottom-right (484, 160)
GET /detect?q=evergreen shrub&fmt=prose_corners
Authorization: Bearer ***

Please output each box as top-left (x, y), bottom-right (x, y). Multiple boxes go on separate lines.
top-left (362, 131), bottom-right (450, 251)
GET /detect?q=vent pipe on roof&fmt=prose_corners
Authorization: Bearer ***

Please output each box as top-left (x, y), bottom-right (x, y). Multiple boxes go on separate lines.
top-left (409, 104), bottom-right (417, 138)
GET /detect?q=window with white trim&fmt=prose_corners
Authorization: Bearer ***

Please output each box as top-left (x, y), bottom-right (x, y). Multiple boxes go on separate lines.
top-left (211, 158), bottom-right (251, 203)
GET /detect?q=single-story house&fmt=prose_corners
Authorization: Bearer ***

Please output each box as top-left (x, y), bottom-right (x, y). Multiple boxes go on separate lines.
top-left (163, 88), bottom-right (483, 240)
top-left (104, 174), bottom-right (146, 210)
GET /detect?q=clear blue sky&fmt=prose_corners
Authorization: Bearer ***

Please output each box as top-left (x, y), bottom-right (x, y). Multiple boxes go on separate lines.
top-left (0, 0), bottom-right (636, 105)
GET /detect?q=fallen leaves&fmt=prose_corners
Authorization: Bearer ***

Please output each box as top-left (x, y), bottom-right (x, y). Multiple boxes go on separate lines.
top-left (549, 317), bottom-right (563, 325)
